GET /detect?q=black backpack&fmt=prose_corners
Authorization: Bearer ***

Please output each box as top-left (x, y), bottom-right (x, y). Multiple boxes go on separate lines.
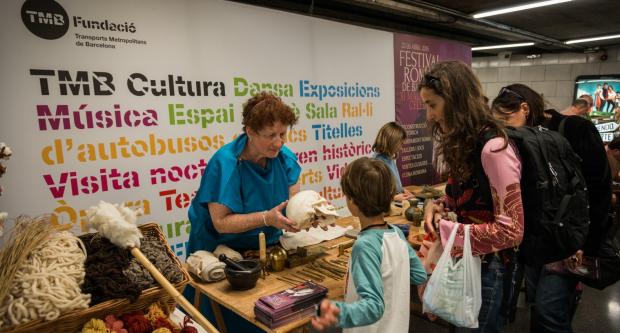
top-left (481, 125), bottom-right (590, 265)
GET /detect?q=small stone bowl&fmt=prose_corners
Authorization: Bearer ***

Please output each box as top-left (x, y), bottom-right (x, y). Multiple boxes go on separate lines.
top-left (224, 259), bottom-right (262, 290)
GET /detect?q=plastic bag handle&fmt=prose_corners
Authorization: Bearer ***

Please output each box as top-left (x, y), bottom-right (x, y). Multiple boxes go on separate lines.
top-left (462, 225), bottom-right (472, 299)
top-left (443, 221), bottom-right (461, 254)
top-left (463, 224), bottom-right (472, 257)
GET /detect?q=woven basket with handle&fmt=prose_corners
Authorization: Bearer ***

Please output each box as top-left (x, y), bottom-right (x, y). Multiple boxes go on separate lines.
top-left (1, 223), bottom-right (189, 333)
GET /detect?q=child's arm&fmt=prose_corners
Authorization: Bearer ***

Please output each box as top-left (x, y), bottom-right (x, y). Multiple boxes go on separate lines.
top-left (333, 240), bottom-right (385, 328)
top-left (395, 226), bottom-right (427, 285)
top-left (408, 243), bottom-right (427, 285)
top-left (312, 299), bottom-right (340, 331)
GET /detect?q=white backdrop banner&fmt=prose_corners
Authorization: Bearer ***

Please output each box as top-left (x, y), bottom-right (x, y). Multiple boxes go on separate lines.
top-left (0, 0), bottom-right (395, 258)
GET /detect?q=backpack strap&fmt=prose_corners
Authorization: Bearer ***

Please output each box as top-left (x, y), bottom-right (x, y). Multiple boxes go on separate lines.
top-left (482, 129), bottom-right (498, 143)
top-left (531, 127), bottom-right (561, 187)
top-left (472, 130), bottom-right (499, 213)
top-left (553, 176), bottom-right (581, 225)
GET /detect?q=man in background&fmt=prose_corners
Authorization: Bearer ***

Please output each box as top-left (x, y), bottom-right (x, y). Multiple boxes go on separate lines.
top-left (579, 94), bottom-right (594, 113)
top-left (563, 97), bottom-right (592, 117)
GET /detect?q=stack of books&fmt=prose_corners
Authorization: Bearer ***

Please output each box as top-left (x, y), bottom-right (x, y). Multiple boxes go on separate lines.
top-left (254, 280), bottom-right (328, 328)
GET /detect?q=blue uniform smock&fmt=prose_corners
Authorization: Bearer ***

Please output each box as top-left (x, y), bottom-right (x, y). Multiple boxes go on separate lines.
top-left (185, 133), bottom-right (301, 333)
top-left (188, 133), bottom-right (301, 253)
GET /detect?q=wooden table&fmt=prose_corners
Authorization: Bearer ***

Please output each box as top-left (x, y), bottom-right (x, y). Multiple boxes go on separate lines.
top-left (189, 217), bottom-right (359, 333)
top-left (405, 183), bottom-right (446, 198)
top-left (397, 183), bottom-right (447, 248)
top-left (187, 184), bottom-right (445, 333)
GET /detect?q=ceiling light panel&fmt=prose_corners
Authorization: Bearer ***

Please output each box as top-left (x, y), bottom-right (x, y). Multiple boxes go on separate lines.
top-left (473, 0), bottom-right (573, 19)
top-left (565, 34), bottom-right (620, 44)
top-left (471, 42), bottom-right (535, 51)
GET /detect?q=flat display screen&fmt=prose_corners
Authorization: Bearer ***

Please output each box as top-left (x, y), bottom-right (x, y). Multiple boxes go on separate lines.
top-left (574, 75), bottom-right (620, 142)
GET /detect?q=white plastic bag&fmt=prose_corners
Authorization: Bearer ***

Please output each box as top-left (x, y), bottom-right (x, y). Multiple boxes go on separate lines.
top-left (422, 224), bottom-right (482, 328)
top-left (419, 233), bottom-right (443, 274)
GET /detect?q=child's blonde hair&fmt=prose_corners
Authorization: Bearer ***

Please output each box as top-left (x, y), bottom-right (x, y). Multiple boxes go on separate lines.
top-left (372, 122), bottom-right (407, 159)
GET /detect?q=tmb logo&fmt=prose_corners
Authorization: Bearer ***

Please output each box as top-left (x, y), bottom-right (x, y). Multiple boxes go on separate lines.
top-left (21, 0), bottom-right (69, 40)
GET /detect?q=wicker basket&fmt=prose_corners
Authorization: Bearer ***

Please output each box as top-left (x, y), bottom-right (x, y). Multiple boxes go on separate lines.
top-left (1, 223), bottom-right (189, 333)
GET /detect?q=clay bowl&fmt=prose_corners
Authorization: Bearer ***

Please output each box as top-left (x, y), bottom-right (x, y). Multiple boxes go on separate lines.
top-left (224, 259), bottom-right (261, 290)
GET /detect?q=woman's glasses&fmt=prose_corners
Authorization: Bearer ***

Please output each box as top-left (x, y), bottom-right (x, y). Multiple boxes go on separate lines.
top-left (258, 131), bottom-right (286, 143)
top-left (423, 74), bottom-right (441, 91)
top-left (498, 86), bottom-right (524, 100)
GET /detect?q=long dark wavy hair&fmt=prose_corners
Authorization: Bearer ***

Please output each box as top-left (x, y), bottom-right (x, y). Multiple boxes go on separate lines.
top-left (418, 61), bottom-right (507, 181)
top-left (491, 83), bottom-right (545, 127)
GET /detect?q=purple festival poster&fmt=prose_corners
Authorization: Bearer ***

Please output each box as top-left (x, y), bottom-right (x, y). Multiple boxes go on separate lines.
top-left (394, 33), bottom-right (471, 186)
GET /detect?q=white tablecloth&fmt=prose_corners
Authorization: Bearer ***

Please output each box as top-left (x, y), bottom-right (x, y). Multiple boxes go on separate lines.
top-left (279, 225), bottom-right (353, 250)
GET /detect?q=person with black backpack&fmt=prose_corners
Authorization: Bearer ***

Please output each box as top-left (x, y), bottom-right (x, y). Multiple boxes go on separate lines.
top-left (492, 84), bottom-right (612, 333)
top-left (419, 61), bottom-right (525, 333)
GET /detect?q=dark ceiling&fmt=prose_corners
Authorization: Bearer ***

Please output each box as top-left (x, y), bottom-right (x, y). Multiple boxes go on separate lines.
top-left (232, 0), bottom-right (620, 56)
top-left (432, 0), bottom-right (619, 41)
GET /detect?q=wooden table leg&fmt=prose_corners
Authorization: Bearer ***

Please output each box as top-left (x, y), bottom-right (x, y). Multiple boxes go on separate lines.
top-left (210, 298), bottom-right (228, 333)
top-left (193, 287), bottom-right (202, 309)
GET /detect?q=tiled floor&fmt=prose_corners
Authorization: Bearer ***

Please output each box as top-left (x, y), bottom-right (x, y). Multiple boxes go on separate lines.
top-left (410, 282), bottom-right (620, 332)
top-left (308, 281), bottom-right (620, 333)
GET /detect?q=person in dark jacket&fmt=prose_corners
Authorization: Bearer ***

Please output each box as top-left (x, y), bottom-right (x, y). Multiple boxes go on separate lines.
top-left (492, 83), bottom-right (612, 333)
top-left (606, 136), bottom-right (620, 182)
